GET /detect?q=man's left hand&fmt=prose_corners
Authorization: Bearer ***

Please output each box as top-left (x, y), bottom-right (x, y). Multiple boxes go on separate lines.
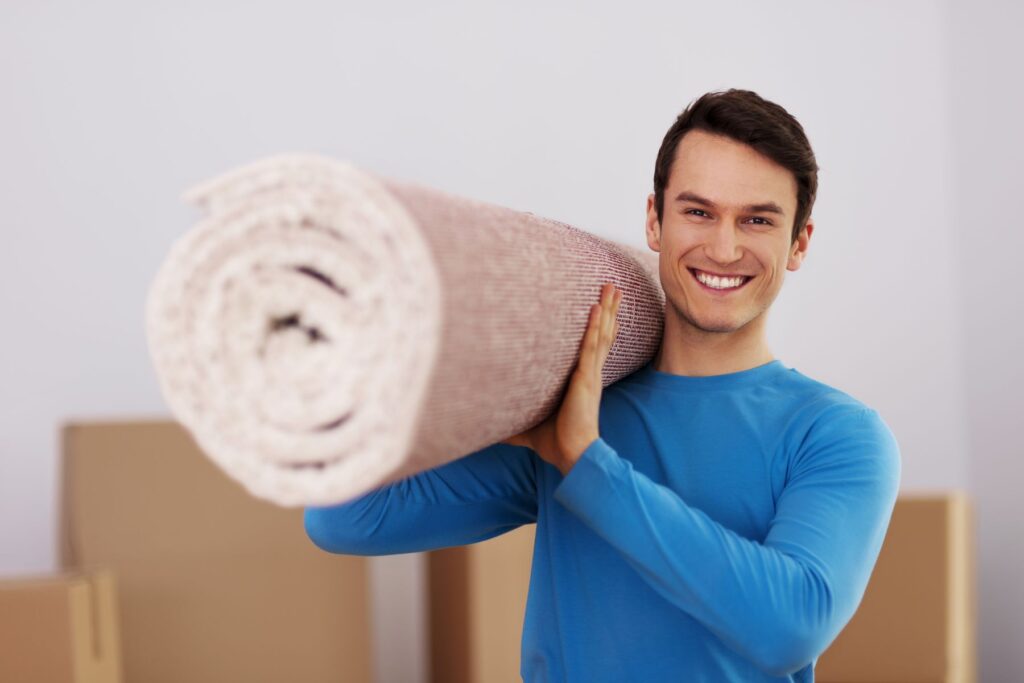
top-left (502, 282), bottom-right (622, 476)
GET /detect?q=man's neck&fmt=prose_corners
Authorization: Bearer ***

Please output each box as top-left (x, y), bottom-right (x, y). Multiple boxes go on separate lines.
top-left (652, 307), bottom-right (775, 377)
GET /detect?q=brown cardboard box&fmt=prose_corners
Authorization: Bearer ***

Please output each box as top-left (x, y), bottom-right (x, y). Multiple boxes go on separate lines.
top-left (816, 492), bottom-right (977, 683)
top-left (429, 524), bottom-right (534, 683)
top-left (59, 420), bottom-right (373, 683)
top-left (427, 493), bottom-right (977, 683)
top-left (0, 569), bottom-right (123, 683)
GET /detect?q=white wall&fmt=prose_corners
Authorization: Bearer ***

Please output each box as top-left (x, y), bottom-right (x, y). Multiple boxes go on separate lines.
top-left (1, 0), bottom-right (1014, 679)
top-left (944, 2), bottom-right (1024, 680)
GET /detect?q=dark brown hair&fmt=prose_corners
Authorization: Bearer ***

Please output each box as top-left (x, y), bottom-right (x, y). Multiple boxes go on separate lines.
top-left (653, 89), bottom-right (818, 243)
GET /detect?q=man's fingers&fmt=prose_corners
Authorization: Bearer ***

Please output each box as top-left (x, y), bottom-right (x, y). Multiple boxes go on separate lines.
top-left (599, 287), bottom-right (611, 338)
top-left (580, 284), bottom-right (622, 377)
top-left (607, 287), bottom-right (621, 339)
top-left (593, 285), bottom-right (611, 373)
top-left (579, 302), bottom-right (601, 368)
top-left (597, 285), bottom-right (621, 366)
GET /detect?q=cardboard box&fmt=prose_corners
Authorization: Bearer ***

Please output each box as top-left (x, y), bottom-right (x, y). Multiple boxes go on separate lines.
top-left (0, 569), bottom-right (123, 683)
top-left (59, 420), bottom-right (374, 683)
top-left (428, 524), bottom-right (534, 683)
top-left (816, 492), bottom-right (977, 683)
top-left (427, 494), bottom-right (977, 683)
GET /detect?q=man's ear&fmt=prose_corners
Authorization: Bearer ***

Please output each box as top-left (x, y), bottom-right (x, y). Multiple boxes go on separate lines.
top-left (787, 218), bottom-right (813, 272)
top-left (645, 193), bottom-right (661, 253)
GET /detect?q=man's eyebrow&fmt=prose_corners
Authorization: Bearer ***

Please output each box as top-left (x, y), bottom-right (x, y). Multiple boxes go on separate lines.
top-left (673, 191), bottom-right (785, 215)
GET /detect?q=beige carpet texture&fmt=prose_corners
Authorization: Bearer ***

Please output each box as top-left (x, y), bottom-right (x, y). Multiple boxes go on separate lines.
top-left (145, 155), bottom-right (665, 507)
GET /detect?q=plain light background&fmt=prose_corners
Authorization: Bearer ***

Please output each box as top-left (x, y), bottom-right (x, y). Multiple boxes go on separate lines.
top-left (0, 1), bottom-right (1019, 680)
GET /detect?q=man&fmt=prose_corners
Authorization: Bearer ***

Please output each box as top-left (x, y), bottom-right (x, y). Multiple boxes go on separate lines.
top-left (304, 89), bottom-right (901, 682)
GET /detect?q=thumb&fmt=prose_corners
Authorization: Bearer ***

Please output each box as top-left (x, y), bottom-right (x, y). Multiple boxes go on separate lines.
top-left (502, 414), bottom-right (556, 448)
top-left (501, 432), bottom-right (531, 448)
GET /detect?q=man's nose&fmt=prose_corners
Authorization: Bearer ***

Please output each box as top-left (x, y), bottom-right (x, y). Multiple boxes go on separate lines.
top-left (705, 221), bottom-right (742, 265)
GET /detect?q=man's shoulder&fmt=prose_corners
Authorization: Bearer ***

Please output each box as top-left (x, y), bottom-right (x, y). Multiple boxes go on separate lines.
top-left (775, 367), bottom-right (898, 461)
top-left (607, 360), bottom-right (875, 415)
top-left (773, 365), bottom-right (878, 417)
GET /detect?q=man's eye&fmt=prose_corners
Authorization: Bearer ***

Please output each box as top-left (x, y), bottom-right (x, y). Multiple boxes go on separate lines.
top-left (685, 209), bottom-right (709, 217)
top-left (748, 217), bottom-right (772, 225)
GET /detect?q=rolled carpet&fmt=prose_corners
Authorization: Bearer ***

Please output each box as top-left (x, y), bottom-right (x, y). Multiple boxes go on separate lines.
top-left (145, 155), bottom-right (665, 507)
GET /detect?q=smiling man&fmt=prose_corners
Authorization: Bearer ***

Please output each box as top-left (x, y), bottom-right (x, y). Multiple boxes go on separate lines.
top-left (304, 89), bottom-right (901, 682)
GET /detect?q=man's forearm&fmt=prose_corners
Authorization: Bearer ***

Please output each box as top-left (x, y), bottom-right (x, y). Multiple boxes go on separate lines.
top-left (552, 428), bottom-right (899, 676)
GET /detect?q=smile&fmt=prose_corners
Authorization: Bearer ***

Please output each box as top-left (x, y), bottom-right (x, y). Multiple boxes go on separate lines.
top-left (688, 268), bottom-right (752, 292)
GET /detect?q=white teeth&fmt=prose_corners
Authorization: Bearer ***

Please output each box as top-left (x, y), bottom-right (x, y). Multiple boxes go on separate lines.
top-left (695, 270), bottom-right (746, 289)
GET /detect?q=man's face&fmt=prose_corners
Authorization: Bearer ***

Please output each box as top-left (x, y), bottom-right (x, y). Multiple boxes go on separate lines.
top-left (645, 129), bottom-right (813, 337)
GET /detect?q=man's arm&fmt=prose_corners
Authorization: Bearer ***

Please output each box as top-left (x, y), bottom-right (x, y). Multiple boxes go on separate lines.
top-left (303, 442), bottom-right (538, 556)
top-left (305, 283), bottom-right (619, 557)
top-left (552, 404), bottom-right (901, 678)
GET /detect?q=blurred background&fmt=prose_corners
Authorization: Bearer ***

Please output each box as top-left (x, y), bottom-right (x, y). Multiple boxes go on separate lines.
top-left (0, 0), bottom-right (1019, 680)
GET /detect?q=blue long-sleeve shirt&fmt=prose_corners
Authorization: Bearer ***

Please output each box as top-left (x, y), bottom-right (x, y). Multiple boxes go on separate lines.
top-left (304, 359), bottom-right (901, 682)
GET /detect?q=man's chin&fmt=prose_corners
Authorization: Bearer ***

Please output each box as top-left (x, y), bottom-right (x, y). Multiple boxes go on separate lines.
top-left (664, 299), bottom-right (759, 335)
top-left (675, 309), bottom-right (747, 335)
top-left (690, 321), bottom-right (743, 335)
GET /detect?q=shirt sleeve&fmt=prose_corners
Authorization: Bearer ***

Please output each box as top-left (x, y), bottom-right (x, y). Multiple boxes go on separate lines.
top-left (304, 442), bottom-right (538, 556)
top-left (552, 404), bottom-right (901, 678)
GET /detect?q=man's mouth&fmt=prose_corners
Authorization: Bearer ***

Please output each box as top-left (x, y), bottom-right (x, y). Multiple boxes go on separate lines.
top-left (688, 268), bottom-right (753, 292)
